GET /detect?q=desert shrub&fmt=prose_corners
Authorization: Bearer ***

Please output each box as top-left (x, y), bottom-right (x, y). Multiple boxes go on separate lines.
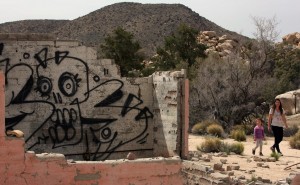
top-left (198, 137), bottom-right (245, 155)
top-left (206, 124), bottom-right (224, 138)
top-left (191, 123), bottom-right (204, 134)
top-left (191, 119), bottom-right (220, 135)
top-left (247, 174), bottom-right (258, 183)
top-left (290, 130), bottom-right (300, 149)
top-left (232, 124), bottom-right (253, 135)
top-left (197, 137), bottom-right (222, 153)
top-left (219, 142), bottom-right (231, 155)
top-left (270, 152), bottom-right (280, 161)
top-left (284, 124), bottom-right (299, 137)
top-left (230, 129), bottom-right (246, 141)
top-left (229, 142), bottom-right (244, 155)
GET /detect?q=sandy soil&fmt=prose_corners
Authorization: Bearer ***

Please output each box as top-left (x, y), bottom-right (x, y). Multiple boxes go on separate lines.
top-left (189, 135), bottom-right (300, 182)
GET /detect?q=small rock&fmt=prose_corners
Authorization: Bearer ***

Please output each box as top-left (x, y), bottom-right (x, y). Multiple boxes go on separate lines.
top-left (126, 152), bottom-right (136, 160)
top-left (253, 156), bottom-right (263, 162)
top-left (262, 164), bottom-right (270, 168)
top-left (227, 165), bottom-right (240, 171)
top-left (237, 175), bottom-right (245, 180)
top-left (220, 159), bottom-right (227, 164)
top-left (228, 171), bottom-right (234, 176)
top-left (257, 162), bottom-right (264, 167)
top-left (213, 163), bottom-right (223, 171)
top-left (248, 169), bottom-right (256, 173)
top-left (191, 157), bottom-right (199, 161)
top-left (262, 178), bottom-right (271, 183)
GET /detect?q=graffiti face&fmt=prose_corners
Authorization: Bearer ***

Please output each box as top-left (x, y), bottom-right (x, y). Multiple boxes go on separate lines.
top-left (36, 57), bottom-right (89, 104)
top-left (1, 45), bottom-right (154, 161)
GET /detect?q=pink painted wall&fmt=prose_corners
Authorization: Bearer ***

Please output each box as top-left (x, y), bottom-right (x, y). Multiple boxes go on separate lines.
top-left (181, 79), bottom-right (189, 159)
top-left (0, 72), bottom-right (184, 185)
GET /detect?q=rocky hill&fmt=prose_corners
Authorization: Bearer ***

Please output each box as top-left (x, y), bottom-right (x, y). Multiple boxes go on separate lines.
top-left (0, 2), bottom-right (248, 58)
top-left (0, 20), bottom-right (69, 34)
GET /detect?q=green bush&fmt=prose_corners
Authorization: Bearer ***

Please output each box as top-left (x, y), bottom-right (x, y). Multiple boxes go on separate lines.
top-left (229, 142), bottom-right (244, 155)
top-left (290, 130), bottom-right (300, 149)
top-left (230, 129), bottom-right (246, 141)
top-left (191, 119), bottom-right (220, 135)
top-left (206, 124), bottom-right (224, 138)
top-left (270, 152), bottom-right (280, 161)
top-left (197, 137), bottom-right (222, 153)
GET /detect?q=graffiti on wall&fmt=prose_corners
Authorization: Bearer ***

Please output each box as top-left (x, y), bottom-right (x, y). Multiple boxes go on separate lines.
top-left (0, 43), bottom-right (153, 160)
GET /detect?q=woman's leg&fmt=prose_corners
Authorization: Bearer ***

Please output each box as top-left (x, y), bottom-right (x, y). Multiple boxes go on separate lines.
top-left (272, 126), bottom-right (283, 153)
top-left (277, 127), bottom-right (283, 153)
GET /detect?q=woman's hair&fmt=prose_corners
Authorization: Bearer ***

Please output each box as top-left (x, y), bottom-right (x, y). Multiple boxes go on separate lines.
top-left (272, 98), bottom-right (283, 115)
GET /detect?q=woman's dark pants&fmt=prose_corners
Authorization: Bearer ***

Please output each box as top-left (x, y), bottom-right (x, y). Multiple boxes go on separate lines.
top-left (271, 126), bottom-right (283, 153)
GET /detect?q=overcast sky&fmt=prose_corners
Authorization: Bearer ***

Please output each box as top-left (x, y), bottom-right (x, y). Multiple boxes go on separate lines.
top-left (1, 0), bottom-right (299, 40)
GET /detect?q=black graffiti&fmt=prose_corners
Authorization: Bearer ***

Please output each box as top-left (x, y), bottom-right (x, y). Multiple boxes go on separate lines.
top-left (49, 108), bottom-right (78, 144)
top-left (5, 111), bottom-right (32, 130)
top-left (93, 75), bottom-right (100, 82)
top-left (0, 43), bottom-right (4, 55)
top-left (23, 53), bottom-right (30, 59)
top-left (34, 48), bottom-right (48, 68)
top-left (58, 72), bottom-right (81, 97)
top-left (36, 76), bottom-right (52, 97)
top-left (1, 45), bottom-right (154, 161)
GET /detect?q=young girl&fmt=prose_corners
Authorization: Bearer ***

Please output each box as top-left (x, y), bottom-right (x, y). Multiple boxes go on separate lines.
top-left (252, 118), bottom-right (265, 156)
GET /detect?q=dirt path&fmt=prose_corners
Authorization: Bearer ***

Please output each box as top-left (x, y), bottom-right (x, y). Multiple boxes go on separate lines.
top-left (189, 134), bottom-right (300, 182)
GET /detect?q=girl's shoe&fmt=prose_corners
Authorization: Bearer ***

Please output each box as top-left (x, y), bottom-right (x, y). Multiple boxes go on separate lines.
top-left (252, 149), bottom-right (255, 155)
top-left (259, 152), bottom-right (263, 156)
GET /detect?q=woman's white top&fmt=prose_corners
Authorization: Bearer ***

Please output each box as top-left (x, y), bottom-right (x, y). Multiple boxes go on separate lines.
top-left (269, 108), bottom-right (285, 127)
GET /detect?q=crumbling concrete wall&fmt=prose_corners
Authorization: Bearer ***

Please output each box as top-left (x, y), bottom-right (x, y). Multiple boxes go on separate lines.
top-left (0, 34), bottom-right (188, 161)
top-left (152, 71), bottom-right (188, 158)
top-left (0, 71), bottom-right (184, 184)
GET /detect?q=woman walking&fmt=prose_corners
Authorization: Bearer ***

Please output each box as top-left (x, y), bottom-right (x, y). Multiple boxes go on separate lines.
top-left (268, 98), bottom-right (288, 155)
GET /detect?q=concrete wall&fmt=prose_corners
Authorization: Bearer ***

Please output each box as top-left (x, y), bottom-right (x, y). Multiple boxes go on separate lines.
top-left (0, 71), bottom-right (184, 184)
top-left (0, 34), bottom-right (188, 161)
top-left (152, 71), bottom-right (188, 158)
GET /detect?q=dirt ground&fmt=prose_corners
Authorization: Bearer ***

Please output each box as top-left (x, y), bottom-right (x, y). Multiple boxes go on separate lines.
top-left (188, 115), bottom-right (300, 182)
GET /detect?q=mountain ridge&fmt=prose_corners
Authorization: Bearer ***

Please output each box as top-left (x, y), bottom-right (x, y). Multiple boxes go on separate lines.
top-left (0, 2), bottom-right (249, 58)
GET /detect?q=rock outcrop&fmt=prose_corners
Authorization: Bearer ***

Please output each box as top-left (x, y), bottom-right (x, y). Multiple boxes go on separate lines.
top-left (282, 32), bottom-right (300, 49)
top-left (197, 31), bottom-right (239, 58)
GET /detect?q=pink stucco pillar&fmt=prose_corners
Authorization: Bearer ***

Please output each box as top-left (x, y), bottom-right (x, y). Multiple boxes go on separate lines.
top-left (181, 79), bottom-right (189, 159)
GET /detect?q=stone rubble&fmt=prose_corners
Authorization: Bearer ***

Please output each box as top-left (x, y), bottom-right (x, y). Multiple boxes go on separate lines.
top-left (183, 151), bottom-right (300, 185)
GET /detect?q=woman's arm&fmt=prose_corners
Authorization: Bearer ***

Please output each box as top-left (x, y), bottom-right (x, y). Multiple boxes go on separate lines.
top-left (282, 114), bottom-right (288, 128)
top-left (268, 114), bottom-right (272, 131)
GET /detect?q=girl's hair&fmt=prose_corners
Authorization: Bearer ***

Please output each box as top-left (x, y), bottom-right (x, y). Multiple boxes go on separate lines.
top-left (256, 118), bottom-right (264, 123)
top-left (272, 98), bottom-right (283, 115)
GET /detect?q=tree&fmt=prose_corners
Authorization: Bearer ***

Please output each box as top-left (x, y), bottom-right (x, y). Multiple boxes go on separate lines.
top-left (153, 24), bottom-right (207, 75)
top-left (190, 16), bottom-right (282, 128)
top-left (101, 27), bottom-right (144, 76)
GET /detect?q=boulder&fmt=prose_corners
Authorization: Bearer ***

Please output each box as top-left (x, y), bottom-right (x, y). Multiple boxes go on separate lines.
top-left (276, 89), bottom-right (300, 115)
